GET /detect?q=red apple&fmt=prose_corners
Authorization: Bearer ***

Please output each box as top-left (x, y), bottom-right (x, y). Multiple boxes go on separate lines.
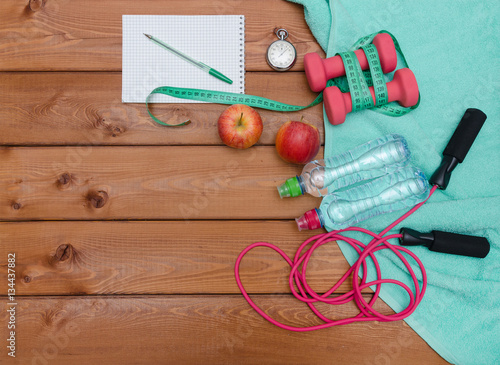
top-left (275, 120), bottom-right (320, 164)
top-left (218, 104), bottom-right (263, 149)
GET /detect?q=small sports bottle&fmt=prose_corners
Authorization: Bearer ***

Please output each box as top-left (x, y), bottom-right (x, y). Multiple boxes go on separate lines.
top-left (295, 167), bottom-right (430, 231)
top-left (278, 134), bottom-right (411, 198)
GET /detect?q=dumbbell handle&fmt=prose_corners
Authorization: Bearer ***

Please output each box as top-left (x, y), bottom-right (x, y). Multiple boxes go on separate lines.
top-left (323, 68), bottom-right (419, 125)
top-left (343, 74), bottom-right (407, 112)
top-left (304, 33), bottom-right (397, 92)
top-left (319, 48), bottom-right (374, 79)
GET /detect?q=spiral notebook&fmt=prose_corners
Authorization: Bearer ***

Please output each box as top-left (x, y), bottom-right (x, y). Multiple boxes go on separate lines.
top-left (122, 15), bottom-right (245, 103)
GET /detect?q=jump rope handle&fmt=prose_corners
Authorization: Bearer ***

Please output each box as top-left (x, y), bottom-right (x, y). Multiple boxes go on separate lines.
top-left (430, 108), bottom-right (487, 189)
top-left (399, 228), bottom-right (490, 258)
top-left (406, 108), bottom-right (490, 259)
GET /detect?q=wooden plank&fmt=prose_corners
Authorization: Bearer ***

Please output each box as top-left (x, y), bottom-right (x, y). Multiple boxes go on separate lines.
top-left (0, 72), bottom-right (323, 146)
top-left (0, 221), bottom-right (369, 295)
top-left (0, 295), bottom-right (447, 365)
top-left (0, 146), bottom-right (325, 220)
top-left (0, 0), bottom-right (324, 71)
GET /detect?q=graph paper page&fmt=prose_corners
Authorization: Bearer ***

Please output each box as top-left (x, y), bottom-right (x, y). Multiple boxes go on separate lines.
top-left (122, 15), bottom-right (245, 103)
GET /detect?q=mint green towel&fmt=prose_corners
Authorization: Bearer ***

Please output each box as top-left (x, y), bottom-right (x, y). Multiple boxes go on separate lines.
top-left (287, 0), bottom-right (500, 364)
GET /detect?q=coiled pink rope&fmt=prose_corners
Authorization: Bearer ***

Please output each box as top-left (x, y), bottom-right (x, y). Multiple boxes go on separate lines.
top-left (235, 185), bottom-right (438, 331)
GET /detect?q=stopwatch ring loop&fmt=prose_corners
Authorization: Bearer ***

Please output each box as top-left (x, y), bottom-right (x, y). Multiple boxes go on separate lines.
top-left (274, 28), bottom-right (288, 40)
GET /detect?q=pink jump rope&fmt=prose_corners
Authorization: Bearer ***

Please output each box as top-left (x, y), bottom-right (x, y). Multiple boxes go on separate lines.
top-left (235, 34), bottom-right (489, 331)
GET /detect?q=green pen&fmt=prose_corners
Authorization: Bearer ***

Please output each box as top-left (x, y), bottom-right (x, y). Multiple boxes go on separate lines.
top-left (144, 34), bottom-right (233, 85)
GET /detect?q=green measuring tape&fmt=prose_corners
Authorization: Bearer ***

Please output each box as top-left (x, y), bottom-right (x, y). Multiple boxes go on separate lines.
top-left (146, 87), bottom-right (324, 126)
top-left (146, 30), bottom-right (419, 126)
top-left (337, 44), bottom-right (384, 112)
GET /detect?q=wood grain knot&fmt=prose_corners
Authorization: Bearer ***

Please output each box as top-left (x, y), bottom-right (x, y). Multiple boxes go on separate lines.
top-left (42, 309), bottom-right (60, 327)
top-left (24, 276), bottom-right (32, 283)
top-left (57, 172), bottom-right (74, 190)
top-left (95, 117), bottom-right (126, 138)
top-left (111, 126), bottom-right (123, 138)
top-left (54, 244), bottom-right (72, 262)
top-left (29, 0), bottom-right (44, 11)
top-left (86, 190), bottom-right (109, 209)
top-left (11, 202), bottom-right (22, 210)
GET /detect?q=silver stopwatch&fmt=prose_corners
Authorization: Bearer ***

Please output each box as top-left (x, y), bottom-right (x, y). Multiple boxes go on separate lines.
top-left (266, 28), bottom-right (297, 71)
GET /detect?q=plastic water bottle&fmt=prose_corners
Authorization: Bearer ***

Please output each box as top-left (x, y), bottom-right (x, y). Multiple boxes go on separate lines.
top-left (295, 167), bottom-right (430, 231)
top-left (277, 134), bottom-right (411, 198)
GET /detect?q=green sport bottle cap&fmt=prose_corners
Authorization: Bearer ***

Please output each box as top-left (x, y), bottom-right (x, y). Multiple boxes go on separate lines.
top-left (277, 176), bottom-right (304, 198)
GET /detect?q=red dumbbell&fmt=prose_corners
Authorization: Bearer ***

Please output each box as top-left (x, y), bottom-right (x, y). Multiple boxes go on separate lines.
top-left (304, 33), bottom-right (397, 92)
top-left (323, 68), bottom-right (419, 125)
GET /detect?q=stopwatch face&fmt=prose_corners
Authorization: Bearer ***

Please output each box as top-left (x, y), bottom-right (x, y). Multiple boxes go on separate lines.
top-left (266, 40), bottom-right (297, 71)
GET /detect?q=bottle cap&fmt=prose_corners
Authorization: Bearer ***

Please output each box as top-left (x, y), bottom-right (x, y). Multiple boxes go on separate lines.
top-left (295, 208), bottom-right (323, 231)
top-left (277, 176), bottom-right (303, 198)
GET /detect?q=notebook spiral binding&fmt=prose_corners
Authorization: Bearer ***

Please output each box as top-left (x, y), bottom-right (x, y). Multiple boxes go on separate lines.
top-left (239, 15), bottom-right (245, 93)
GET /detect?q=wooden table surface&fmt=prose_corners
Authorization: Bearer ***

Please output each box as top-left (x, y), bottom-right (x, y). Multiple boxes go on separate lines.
top-left (0, 1), bottom-right (448, 364)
